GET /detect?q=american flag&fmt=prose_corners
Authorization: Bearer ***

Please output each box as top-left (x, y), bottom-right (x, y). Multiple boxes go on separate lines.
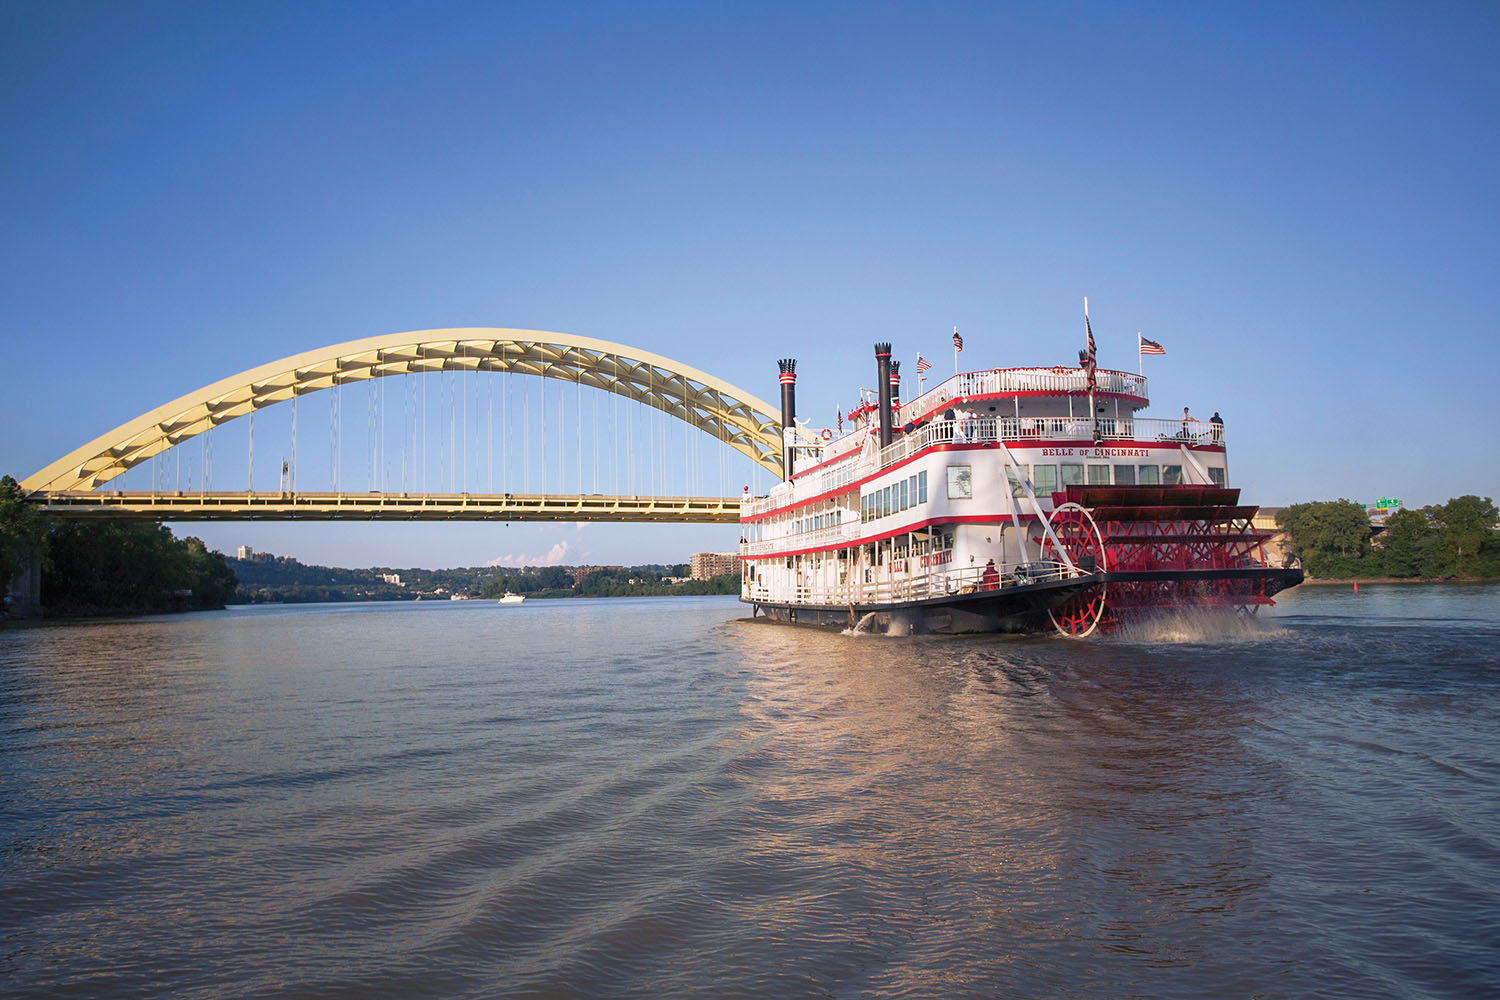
top-left (1084, 315), bottom-right (1096, 366)
top-left (952, 328), bottom-right (963, 351)
top-left (915, 356), bottom-right (932, 374)
top-left (1139, 335), bottom-right (1166, 356)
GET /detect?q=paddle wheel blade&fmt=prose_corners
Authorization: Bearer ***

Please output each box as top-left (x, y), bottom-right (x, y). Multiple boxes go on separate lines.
top-left (1040, 486), bottom-right (1303, 634)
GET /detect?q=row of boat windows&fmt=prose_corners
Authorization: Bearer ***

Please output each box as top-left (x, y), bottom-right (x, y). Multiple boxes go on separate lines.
top-left (861, 471), bottom-right (929, 522)
top-left (1009, 463), bottom-right (1225, 493)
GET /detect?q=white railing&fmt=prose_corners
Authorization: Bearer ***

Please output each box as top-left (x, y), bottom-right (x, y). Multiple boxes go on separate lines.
top-left (740, 412), bottom-right (1224, 517)
top-left (900, 367), bottom-right (1148, 424)
top-left (741, 559), bottom-right (1076, 607)
top-left (742, 519), bottom-right (862, 556)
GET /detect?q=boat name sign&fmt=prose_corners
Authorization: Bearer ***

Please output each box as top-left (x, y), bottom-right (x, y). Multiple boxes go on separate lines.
top-left (1038, 446), bottom-right (1151, 458)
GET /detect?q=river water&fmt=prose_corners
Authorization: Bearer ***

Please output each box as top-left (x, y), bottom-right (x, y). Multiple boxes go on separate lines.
top-left (2, 584), bottom-right (1497, 998)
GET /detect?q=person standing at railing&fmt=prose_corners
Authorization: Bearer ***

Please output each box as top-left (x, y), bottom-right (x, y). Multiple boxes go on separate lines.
top-left (1210, 411), bottom-right (1223, 443)
top-left (1181, 406), bottom-right (1192, 441)
top-left (981, 559), bottom-right (1000, 590)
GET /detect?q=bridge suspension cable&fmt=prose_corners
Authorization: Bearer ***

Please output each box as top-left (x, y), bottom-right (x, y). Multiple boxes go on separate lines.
top-left (23, 328), bottom-right (784, 506)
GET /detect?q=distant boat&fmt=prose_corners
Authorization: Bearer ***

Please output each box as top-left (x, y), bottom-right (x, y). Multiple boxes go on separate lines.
top-left (498, 592), bottom-right (525, 604)
top-left (449, 593), bottom-right (471, 601)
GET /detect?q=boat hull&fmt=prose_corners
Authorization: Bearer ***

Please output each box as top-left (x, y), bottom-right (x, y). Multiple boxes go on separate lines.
top-left (745, 574), bottom-right (1097, 635)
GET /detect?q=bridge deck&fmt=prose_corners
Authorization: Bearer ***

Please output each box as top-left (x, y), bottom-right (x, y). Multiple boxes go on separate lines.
top-left (32, 491), bottom-right (742, 523)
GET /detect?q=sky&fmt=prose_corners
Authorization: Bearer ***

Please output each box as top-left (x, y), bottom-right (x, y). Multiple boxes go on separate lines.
top-left (2, 1), bottom-right (1497, 569)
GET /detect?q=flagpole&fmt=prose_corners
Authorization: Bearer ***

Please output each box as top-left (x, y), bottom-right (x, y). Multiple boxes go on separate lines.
top-left (1138, 332), bottom-right (1143, 376)
top-left (952, 326), bottom-right (959, 378)
top-left (916, 353), bottom-right (926, 396)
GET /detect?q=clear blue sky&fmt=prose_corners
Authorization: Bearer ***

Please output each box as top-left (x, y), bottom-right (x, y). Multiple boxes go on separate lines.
top-left (3, 1), bottom-right (1496, 569)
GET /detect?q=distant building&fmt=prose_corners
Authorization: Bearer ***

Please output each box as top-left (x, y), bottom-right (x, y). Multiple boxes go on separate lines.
top-left (380, 573), bottom-right (403, 587)
top-left (236, 545), bottom-right (251, 560)
top-left (235, 545), bottom-right (273, 562)
top-left (690, 552), bottom-right (741, 580)
top-left (572, 565), bottom-right (623, 586)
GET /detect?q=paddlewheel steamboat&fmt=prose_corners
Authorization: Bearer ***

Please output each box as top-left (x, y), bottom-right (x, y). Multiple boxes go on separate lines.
top-left (739, 341), bottom-right (1302, 636)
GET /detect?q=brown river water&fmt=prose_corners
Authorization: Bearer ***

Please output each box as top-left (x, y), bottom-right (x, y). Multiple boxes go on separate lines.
top-left (3, 584), bottom-right (1498, 998)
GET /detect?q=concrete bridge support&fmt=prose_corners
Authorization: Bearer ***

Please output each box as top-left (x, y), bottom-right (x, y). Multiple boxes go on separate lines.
top-left (4, 545), bottom-right (43, 618)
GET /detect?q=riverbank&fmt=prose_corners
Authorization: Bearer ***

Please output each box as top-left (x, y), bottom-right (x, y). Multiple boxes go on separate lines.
top-left (1301, 577), bottom-right (1500, 586)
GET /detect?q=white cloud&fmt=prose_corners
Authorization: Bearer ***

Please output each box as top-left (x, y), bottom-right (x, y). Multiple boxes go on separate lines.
top-left (487, 540), bottom-right (576, 568)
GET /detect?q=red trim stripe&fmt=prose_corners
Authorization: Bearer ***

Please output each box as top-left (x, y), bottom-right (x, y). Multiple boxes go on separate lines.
top-left (742, 513), bottom-right (1036, 561)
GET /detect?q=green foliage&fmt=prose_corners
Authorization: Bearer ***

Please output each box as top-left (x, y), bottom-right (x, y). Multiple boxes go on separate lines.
top-left (0, 475), bottom-right (48, 592)
top-left (42, 520), bottom-right (237, 614)
top-left (1278, 495), bottom-right (1499, 580)
top-left (1379, 508), bottom-right (1432, 578)
top-left (1426, 496), bottom-right (1498, 577)
top-left (1276, 499), bottom-right (1379, 577)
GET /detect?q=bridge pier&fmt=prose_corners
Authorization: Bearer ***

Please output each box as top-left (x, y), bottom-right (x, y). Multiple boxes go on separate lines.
top-left (4, 545), bottom-right (43, 618)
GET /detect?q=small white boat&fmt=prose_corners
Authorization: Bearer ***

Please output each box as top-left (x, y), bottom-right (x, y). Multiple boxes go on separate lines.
top-left (498, 592), bottom-right (525, 604)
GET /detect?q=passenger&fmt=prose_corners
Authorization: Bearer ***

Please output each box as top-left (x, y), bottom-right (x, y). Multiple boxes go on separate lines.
top-left (961, 402), bottom-right (977, 442)
top-left (943, 407), bottom-right (957, 442)
top-left (1181, 406), bottom-right (1192, 441)
top-left (981, 559), bottom-right (1000, 590)
top-left (1210, 411), bottom-right (1224, 443)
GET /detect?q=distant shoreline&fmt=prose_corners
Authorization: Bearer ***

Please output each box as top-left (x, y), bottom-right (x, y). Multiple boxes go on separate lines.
top-left (1300, 577), bottom-right (1499, 586)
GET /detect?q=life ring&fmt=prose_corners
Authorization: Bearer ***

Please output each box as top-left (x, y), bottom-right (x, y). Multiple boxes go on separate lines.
top-left (821, 428), bottom-right (833, 441)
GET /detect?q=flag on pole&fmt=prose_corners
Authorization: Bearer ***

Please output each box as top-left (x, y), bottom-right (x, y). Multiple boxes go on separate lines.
top-left (915, 356), bottom-right (933, 374)
top-left (1081, 297), bottom-right (1098, 389)
top-left (952, 328), bottom-right (963, 351)
top-left (1139, 335), bottom-right (1166, 355)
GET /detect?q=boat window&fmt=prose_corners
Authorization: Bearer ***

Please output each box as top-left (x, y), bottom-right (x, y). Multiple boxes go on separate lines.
top-left (1032, 464), bottom-right (1058, 495)
top-left (1008, 467), bottom-right (1026, 498)
top-left (900, 479), bottom-right (909, 511)
top-left (1137, 464), bottom-right (1160, 485)
top-left (1087, 465), bottom-right (1111, 485)
top-left (1209, 467), bottom-right (1226, 486)
top-left (1163, 465), bottom-right (1183, 485)
top-left (918, 470), bottom-right (928, 503)
top-left (1115, 464), bottom-right (1136, 485)
top-left (947, 465), bottom-right (973, 499)
top-left (1060, 464), bottom-right (1084, 487)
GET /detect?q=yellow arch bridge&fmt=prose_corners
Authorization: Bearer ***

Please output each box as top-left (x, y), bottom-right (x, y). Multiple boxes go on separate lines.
top-left (22, 328), bottom-right (786, 523)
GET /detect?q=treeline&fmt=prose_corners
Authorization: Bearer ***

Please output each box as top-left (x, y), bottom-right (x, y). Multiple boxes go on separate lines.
top-left (1277, 495), bottom-right (1499, 580)
top-left (477, 566), bottom-right (736, 599)
top-left (2, 476), bottom-right (237, 616)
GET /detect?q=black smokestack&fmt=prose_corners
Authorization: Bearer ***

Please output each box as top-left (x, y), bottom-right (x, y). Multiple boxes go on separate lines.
top-left (778, 358), bottom-right (797, 480)
top-left (875, 343), bottom-right (893, 449)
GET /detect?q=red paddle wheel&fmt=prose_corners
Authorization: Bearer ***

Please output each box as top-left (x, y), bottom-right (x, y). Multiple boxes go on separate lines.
top-left (1040, 503), bottom-right (1110, 637)
top-left (1035, 486), bottom-right (1295, 636)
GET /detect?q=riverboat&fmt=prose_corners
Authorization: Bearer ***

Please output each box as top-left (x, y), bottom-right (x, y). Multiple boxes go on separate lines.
top-left (739, 341), bottom-right (1303, 636)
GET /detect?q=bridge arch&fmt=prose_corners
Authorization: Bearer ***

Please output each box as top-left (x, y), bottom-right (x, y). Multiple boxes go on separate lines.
top-left (22, 328), bottom-right (784, 493)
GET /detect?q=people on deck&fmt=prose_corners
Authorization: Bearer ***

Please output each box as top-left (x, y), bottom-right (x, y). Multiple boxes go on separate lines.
top-left (981, 559), bottom-right (1000, 590)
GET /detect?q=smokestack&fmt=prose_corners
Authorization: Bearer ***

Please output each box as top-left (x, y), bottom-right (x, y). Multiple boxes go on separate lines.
top-left (778, 359), bottom-right (797, 480)
top-left (875, 343), bottom-right (893, 449)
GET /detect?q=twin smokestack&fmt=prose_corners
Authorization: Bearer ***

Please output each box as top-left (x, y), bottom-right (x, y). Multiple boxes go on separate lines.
top-left (778, 345), bottom-right (899, 482)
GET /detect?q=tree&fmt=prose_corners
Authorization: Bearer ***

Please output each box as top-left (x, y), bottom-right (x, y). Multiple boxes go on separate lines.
top-left (0, 475), bottom-right (48, 597)
top-left (1276, 499), bottom-right (1375, 577)
top-left (1429, 496), bottom-right (1498, 577)
top-left (1378, 508), bottom-right (1432, 578)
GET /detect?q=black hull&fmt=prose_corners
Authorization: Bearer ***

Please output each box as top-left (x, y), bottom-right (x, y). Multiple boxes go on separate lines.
top-left (744, 574), bottom-right (1097, 635)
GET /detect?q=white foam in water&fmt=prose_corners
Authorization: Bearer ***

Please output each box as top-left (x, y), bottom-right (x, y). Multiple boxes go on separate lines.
top-left (1110, 607), bottom-right (1291, 644)
top-left (841, 612), bottom-right (882, 636)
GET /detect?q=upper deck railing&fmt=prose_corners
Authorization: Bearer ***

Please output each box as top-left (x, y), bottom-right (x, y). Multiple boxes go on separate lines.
top-left (897, 367), bottom-right (1148, 425)
top-left (742, 414), bottom-right (1222, 517)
